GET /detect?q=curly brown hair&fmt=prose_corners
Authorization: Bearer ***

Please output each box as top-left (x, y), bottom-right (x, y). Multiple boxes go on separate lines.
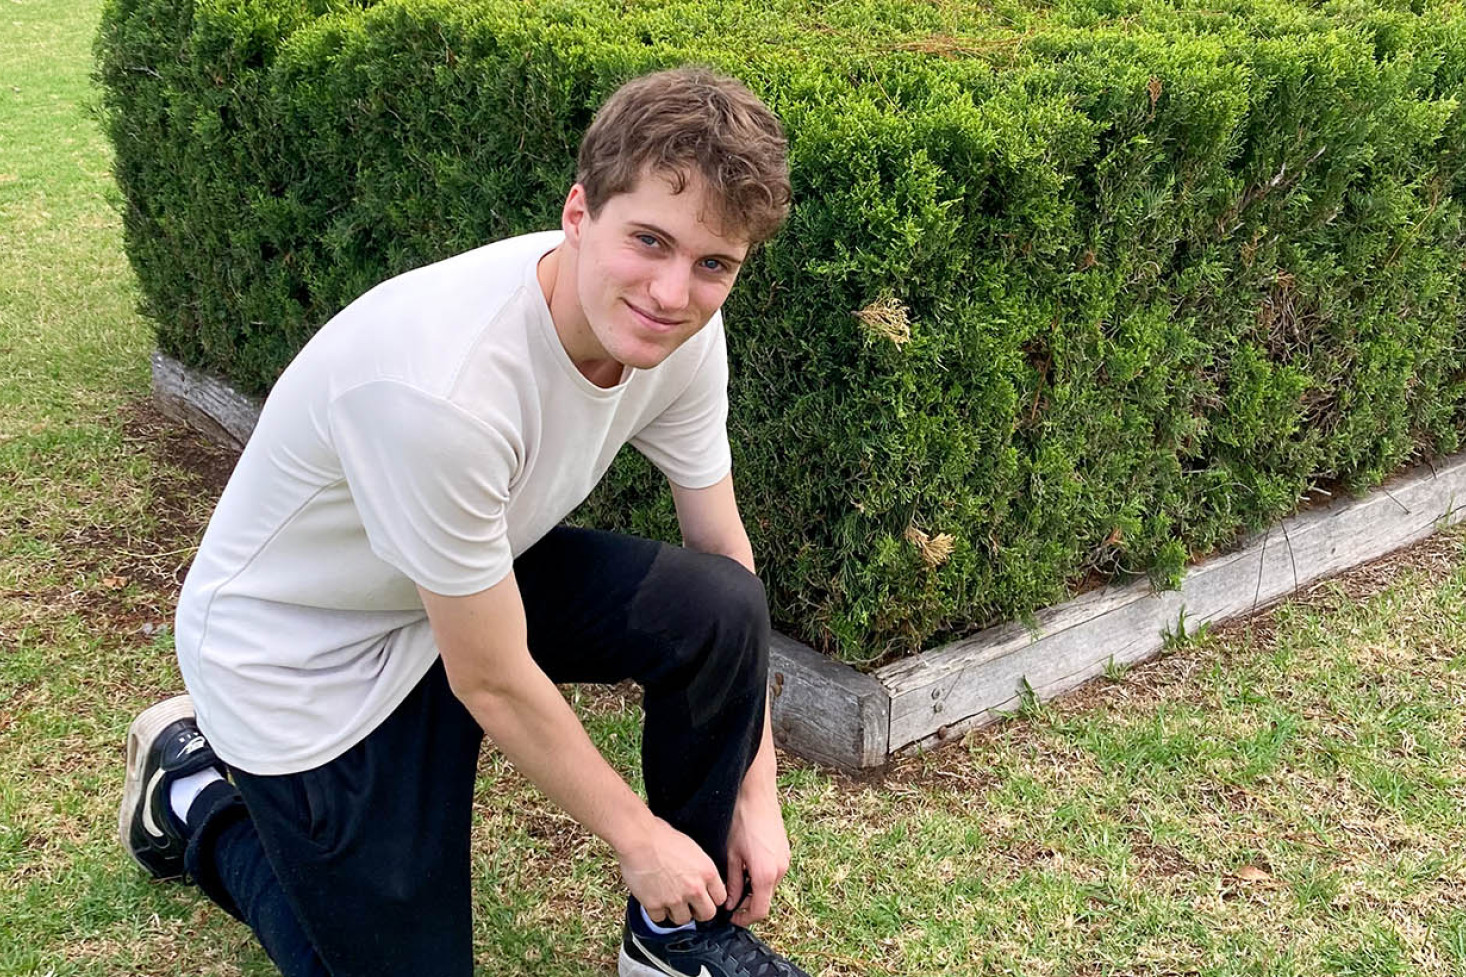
top-left (576, 67), bottom-right (792, 246)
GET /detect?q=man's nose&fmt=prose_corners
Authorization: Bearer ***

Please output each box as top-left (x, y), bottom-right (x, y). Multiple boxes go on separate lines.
top-left (648, 262), bottom-right (691, 312)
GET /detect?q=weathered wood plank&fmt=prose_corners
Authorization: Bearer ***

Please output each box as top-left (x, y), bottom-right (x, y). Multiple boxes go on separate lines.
top-left (878, 454), bottom-right (1466, 753)
top-left (151, 351), bottom-right (261, 449)
top-left (768, 632), bottom-right (890, 771)
top-left (879, 586), bottom-right (1178, 752)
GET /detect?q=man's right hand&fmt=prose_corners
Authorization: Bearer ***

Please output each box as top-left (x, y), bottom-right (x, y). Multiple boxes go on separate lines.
top-left (618, 817), bottom-right (728, 926)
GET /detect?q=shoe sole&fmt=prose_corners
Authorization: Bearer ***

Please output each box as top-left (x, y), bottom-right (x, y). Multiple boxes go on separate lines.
top-left (117, 693), bottom-right (194, 876)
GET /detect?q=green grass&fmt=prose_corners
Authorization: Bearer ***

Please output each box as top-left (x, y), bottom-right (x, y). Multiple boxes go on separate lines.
top-left (4, 0), bottom-right (1466, 973)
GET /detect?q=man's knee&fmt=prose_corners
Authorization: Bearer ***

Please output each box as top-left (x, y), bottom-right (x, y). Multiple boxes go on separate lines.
top-left (637, 549), bottom-right (770, 691)
top-left (680, 555), bottom-right (769, 721)
top-left (692, 550), bottom-right (768, 639)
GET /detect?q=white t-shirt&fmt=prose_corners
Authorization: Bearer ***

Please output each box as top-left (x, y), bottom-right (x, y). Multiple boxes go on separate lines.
top-left (174, 231), bottom-right (732, 775)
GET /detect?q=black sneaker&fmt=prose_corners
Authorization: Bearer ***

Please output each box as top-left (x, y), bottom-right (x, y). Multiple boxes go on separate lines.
top-left (619, 901), bottom-right (811, 977)
top-left (118, 694), bottom-right (220, 880)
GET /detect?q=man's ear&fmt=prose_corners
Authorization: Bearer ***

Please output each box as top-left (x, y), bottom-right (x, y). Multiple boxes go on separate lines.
top-left (562, 184), bottom-right (590, 245)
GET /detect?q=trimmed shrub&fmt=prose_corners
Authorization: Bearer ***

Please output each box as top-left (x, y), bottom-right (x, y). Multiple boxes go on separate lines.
top-left (97, 0), bottom-right (1466, 664)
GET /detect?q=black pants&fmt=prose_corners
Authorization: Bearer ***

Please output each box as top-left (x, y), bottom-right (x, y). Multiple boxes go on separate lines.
top-left (182, 527), bottom-right (771, 976)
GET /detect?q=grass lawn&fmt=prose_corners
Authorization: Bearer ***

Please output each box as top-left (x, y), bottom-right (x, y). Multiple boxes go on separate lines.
top-left (3, 0), bottom-right (1465, 973)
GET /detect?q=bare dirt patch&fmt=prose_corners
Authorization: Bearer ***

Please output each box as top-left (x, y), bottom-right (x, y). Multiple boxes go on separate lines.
top-left (2, 400), bottom-right (240, 654)
top-left (119, 399), bottom-right (242, 497)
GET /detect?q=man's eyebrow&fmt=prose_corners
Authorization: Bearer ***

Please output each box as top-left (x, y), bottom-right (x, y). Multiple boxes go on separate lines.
top-left (630, 222), bottom-right (744, 266)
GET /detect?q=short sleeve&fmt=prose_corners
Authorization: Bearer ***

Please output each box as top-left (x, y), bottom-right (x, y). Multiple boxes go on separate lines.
top-left (327, 381), bottom-right (519, 596)
top-left (631, 320), bottom-right (733, 489)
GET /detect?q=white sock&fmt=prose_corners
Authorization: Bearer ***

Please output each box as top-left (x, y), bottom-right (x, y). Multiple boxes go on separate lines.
top-left (640, 905), bottom-right (697, 935)
top-left (169, 768), bottom-right (224, 826)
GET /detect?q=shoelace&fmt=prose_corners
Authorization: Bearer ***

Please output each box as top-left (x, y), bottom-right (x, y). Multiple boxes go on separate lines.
top-left (713, 925), bottom-right (791, 977)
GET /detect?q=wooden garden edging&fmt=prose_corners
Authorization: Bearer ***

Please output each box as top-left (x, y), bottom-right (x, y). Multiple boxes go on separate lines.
top-left (153, 352), bottom-right (261, 448)
top-left (155, 351), bottom-right (1466, 772)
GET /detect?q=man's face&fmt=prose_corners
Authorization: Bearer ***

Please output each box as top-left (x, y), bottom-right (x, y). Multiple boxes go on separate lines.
top-left (564, 171), bottom-right (750, 371)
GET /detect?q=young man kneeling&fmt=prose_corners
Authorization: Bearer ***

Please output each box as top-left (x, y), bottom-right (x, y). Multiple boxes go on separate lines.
top-left (119, 66), bottom-right (809, 977)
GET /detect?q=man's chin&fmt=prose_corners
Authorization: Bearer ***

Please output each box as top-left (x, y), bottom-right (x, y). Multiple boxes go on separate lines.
top-left (613, 340), bottom-right (678, 371)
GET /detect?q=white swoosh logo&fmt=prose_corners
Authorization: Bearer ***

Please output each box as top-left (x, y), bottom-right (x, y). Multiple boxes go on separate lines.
top-left (141, 768), bottom-right (168, 838)
top-left (180, 737), bottom-right (207, 758)
top-left (630, 933), bottom-right (712, 977)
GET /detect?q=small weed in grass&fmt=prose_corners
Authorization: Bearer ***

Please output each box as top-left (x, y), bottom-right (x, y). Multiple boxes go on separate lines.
top-left (1160, 604), bottom-right (1212, 652)
top-left (1101, 654), bottom-right (1130, 683)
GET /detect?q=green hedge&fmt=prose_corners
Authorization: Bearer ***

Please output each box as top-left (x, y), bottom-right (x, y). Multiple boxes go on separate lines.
top-left (96, 0), bottom-right (1466, 664)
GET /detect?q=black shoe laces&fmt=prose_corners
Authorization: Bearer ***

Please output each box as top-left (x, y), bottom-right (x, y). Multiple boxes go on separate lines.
top-left (707, 924), bottom-right (795, 977)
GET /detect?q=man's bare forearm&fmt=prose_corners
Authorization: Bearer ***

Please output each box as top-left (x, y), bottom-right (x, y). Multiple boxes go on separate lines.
top-left (421, 579), bottom-right (656, 857)
top-left (457, 658), bottom-right (658, 856)
top-left (423, 577), bottom-right (730, 921)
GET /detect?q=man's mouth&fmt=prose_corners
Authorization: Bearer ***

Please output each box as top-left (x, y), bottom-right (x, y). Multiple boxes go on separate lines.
top-left (625, 300), bottom-right (683, 331)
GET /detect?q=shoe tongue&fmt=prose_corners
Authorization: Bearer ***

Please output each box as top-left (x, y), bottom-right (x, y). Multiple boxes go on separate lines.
top-left (696, 907), bottom-right (737, 932)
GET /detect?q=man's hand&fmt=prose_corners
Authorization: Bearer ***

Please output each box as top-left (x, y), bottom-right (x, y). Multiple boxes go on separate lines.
top-left (619, 817), bottom-right (728, 926)
top-left (723, 779), bottom-right (790, 926)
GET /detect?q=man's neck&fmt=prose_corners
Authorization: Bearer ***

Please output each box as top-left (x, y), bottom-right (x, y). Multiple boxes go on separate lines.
top-left (536, 245), bottom-right (624, 388)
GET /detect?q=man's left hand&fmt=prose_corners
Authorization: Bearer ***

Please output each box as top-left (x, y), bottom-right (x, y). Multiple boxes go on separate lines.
top-left (723, 780), bottom-right (790, 926)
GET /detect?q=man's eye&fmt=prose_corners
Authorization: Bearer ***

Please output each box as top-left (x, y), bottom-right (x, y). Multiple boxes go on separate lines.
top-left (699, 258), bottom-right (724, 273)
top-left (636, 233), bottom-right (660, 248)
